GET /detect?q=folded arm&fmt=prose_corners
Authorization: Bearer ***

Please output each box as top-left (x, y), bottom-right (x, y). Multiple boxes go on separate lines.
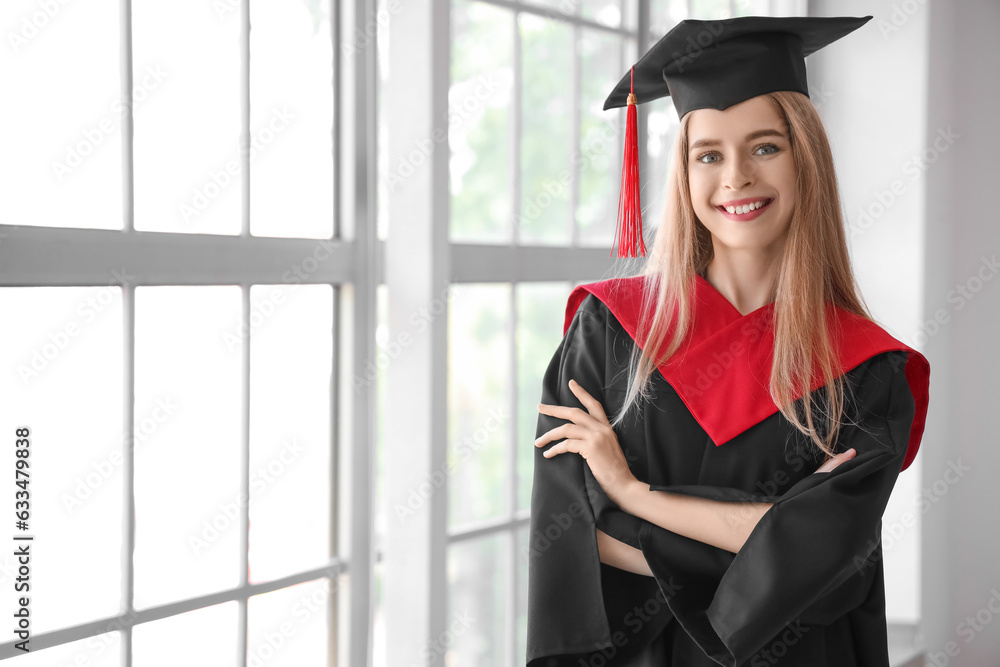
top-left (598, 447), bottom-right (856, 564)
top-left (596, 527), bottom-right (653, 576)
top-left (620, 483), bottom-right (773, 554)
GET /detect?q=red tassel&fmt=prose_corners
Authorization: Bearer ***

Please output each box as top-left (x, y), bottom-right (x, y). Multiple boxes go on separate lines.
top-left (612, 66), bottom-right (645, 258)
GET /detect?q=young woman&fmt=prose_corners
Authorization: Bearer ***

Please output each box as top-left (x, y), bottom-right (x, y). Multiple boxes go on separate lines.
top-left (525, 16), bottom-right (930, 667)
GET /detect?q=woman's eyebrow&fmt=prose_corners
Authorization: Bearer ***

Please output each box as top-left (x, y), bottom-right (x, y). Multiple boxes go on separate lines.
top-left (689, 128), bottom-right (787, 150)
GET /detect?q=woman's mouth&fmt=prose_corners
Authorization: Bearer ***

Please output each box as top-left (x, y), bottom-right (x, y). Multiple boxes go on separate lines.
top-left (717, 197), bottom-right (773, 221)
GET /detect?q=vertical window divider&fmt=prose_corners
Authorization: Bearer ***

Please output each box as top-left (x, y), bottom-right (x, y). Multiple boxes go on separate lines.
top-left (122, 0), bottom-right (134, 234)
top-left (240, 0), bottom-right (251, 239)
top-left (237, 0), bottom-right (252, 660)
top-left (332, 0), bottom-right (343, 242)
top-left (512, 9), bottom-right (522, 247)
top-left (237, 285), bottom-right (251, 666)
top-left (384, 1), bottom-right (449, 663)
top-left (329, 2), bottom-right (344, 660)
top-left (343, 0), bottom-right (378, 664)
top-left (120, 0), bottom-right (136, 663)
top-left (121, 282), bottom-right (136, 667)
top-left (329, 283), bottom-right (342, 667)
top-left (505, 283), bottom-right (518, 667)
top-left (570, 22), bottom-right (581, 248)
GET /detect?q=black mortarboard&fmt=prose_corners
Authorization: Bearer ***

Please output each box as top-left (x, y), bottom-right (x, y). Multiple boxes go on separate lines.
top-left (604, 16), bottom-right (872, 118)
top-left (604, 15), bottom-right (872, 119)
top-left (604, 15), bottom-right (872, 259)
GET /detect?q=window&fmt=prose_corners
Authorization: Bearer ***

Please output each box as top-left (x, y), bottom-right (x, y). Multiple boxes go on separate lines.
top-left (0, 1), bottom-right (369, 664)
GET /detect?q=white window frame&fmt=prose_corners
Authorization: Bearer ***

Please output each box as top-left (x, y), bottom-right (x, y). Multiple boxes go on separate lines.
top-left (0, 1), bottom-right (378, 665)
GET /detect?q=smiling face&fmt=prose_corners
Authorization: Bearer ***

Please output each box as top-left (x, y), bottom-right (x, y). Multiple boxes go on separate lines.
top-left (685, 95), bottom-right (796, 262)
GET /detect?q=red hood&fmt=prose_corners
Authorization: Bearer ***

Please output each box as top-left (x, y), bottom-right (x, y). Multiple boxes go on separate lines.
top-left (564, 275), bottom-right (930, 472)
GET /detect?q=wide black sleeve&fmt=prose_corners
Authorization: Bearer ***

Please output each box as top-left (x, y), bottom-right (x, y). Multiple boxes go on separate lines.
top-left (525, 294), bottom-right (673, 666)
top-left (636, 350), bottom-right (917, 666)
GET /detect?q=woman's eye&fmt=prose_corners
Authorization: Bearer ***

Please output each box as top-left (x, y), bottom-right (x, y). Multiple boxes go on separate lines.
top-left (755, 144), bottom-right (779, 156)
top-left (696, 152), bottom-right (720, 164)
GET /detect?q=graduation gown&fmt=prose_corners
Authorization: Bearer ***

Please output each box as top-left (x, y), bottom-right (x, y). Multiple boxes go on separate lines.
top-left (525, 274), bottom-right (931, 667)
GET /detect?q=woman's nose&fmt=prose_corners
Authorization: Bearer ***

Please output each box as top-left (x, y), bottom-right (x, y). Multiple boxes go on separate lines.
top-left (722, 157), bottom-right (754, 190)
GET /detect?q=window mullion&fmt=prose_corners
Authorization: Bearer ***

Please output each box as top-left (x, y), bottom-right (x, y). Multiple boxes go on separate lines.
top-left (512, 10), bottom-right (522, 246)
top-left (340, 1), bottom-right (379, 666)
top-left (383, 0), bottom-right (450, 664)
top-left (121, 0), bottom-right (136, 661)
top-left (237, 286), bottom-right (251, 667)
top-left (121, 283), bottom-right (136, 667)
top-left (236, 0), bottom-right (251, 664)
top-left (122, 0), bottom-right (134, 234)
top-left (570, 23), bottom-right (581, 247)
top-left (506, 284), bottom-right (518, 666)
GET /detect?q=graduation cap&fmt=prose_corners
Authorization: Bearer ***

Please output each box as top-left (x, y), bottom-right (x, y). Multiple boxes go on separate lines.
top-left (604, 15), bottom-right (873, 258)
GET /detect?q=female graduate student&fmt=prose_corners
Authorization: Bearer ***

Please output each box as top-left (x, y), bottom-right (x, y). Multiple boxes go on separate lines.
top-left (525, 15), bottom-right (931, 667)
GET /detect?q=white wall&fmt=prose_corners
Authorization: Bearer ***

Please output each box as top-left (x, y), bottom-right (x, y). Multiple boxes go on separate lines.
top-left (810, 0), bottom-right (929, 625)
top-left (921, 0), bottom-right (1000, 664)
top-left (812, 0), bottom-right (1000, 663)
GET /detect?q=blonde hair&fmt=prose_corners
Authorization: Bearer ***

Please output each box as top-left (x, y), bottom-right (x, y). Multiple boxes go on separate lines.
top-left (608, 90), bottom-right (872, 461)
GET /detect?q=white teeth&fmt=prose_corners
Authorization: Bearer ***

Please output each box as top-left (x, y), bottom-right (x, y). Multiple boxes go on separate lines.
top-left (724, 200), bottom-right (766, 215)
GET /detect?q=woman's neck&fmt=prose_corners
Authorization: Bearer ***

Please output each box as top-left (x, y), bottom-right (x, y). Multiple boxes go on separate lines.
top-left (702, 259), bottom-right (778, 317)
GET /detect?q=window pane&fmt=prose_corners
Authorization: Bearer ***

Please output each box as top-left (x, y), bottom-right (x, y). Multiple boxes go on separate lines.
top-left (580, 0), bottom-right (624, 28)
top-left (691, 0), bottom-right (732, 18)
top-left (448, 284), bottom-right (509, 528)
top-left (447, 533), bottom-right (508, 666)
top-left (248, 284), bottom-right (332, 582)
top-left (249, 0), bottom-right (334, 239)
top-left (247, 579), bottom-right (331, 665)
top-left (519, 14), bottom-right (572, 245)
top-left (734, 0), bottom-right (770, 14)
top-left (0, 287), bottom-right (122, 635)
top-left (578, 29), bottom-right (625, 247)
top-left (133, 0), bottom-right (241, 235)
top-left (620, 0), bottom-right (640, 31)
top-left (132, 602), bottom-right (238, 666)
top-left (0, 632), bottom-right (121, 666)
top-left (450, 0), bottom-right (514, 243)
top-left (0, 1), bottom-right (120, 230)
top-left (134, 286), bottom-right (242, 608)
top-left (516, 282), bottom-right (571, 513)
top-left (524, 0), bottom-right (563, 10)
top-left (649, 0), bottom-right (687, 35)
top-left (644, 90), bottom-right (679, 242)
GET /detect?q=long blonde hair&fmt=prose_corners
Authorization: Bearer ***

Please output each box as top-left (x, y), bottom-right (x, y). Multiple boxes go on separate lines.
top-left (608, 90), bottom-right (872, 461)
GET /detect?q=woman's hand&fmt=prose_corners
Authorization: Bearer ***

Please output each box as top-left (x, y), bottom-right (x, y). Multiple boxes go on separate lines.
top-left (813, 447), bottom-right (856, 473)
top-left (535, 379), bottom-right (638, 506)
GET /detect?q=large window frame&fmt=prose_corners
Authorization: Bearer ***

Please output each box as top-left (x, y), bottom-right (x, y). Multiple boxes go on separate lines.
top-left (0, 1), bottom-right (377, 665)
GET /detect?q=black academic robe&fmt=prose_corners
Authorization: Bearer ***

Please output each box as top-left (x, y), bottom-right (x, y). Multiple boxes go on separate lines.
top-left (525, 274), bottom-right (931, 667)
